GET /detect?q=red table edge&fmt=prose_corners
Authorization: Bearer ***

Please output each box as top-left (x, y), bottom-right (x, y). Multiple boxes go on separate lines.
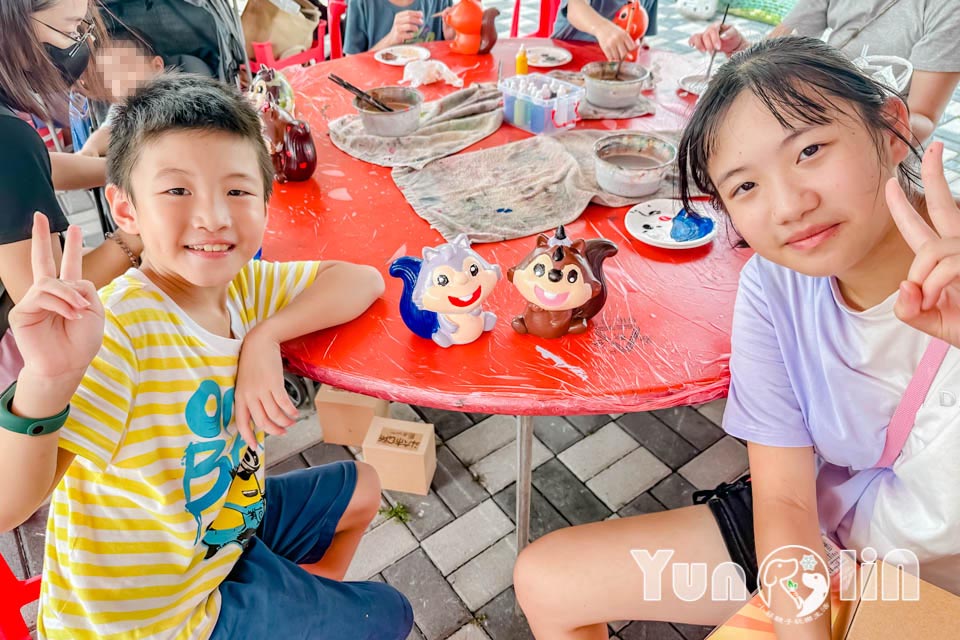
top-left (284, 356), bottom-right (730, 416)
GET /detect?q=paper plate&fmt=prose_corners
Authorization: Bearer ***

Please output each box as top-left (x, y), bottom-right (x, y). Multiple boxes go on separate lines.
top-left (625, 199), bottom-right (717, 249)
top-left (526, 46), bottom-right (573, 68)
top-left (678, 73), bottom-right (709, 96)
top-left (375, 45), bottom-right (431, 66)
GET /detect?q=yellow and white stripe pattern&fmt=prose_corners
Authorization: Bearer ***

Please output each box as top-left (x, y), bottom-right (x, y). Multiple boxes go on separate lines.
top-left (38, 259), bottom-right (319, 640)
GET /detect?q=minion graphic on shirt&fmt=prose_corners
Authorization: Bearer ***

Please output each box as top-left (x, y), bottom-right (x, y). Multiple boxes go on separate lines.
top-left (200, 447), bottom-right (265, 559)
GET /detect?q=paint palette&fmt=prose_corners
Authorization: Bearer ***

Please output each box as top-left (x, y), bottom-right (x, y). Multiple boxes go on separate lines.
top-left (678, 73), bottom-right (709, 96)
top-left (375, 45), bottom-right (431, 66)
top-left (527, 46), bottom-right (573, 68)
top-left (625, 199), bottom-right (717, 249)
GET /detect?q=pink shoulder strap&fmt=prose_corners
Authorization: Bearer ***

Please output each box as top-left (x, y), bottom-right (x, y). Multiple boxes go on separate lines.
top-left (876, 338), bottom-right (951, 468)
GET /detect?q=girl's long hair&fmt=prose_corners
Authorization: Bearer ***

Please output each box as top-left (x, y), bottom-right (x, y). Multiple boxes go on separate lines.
top-left (0, 0), bottom-right (109, 121)
top-left (677, 36), bottom-right (922, 246)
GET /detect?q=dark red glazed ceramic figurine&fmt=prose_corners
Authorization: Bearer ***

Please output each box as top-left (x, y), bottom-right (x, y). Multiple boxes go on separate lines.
top-left (508, 226), bottom-right (618, 339)
top-left (247, 67), bottom-right (317, 183)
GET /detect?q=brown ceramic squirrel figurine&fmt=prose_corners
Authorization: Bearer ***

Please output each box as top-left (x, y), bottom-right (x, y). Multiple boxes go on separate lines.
top-left (508, 226), bottom-right (618, 339)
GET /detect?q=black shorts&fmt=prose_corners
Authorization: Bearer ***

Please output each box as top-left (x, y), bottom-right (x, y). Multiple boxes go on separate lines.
top-left (692, 474), bottom-right (758, 592)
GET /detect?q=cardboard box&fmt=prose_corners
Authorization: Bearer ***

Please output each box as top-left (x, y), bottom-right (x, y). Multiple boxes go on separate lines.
top-left (709, 554), bottom-right (960, 640)
top-left (840, 560), bottom-right (960, 639)
top-left (314, 384), bottom-right (389, 447)
top-left (362, 417), bottom-right (436, 495)
top-left (707, 578), bottom-right (854, 640)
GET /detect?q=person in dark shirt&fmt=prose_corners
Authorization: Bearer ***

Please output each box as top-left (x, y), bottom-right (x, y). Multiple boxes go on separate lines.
top-left (0, 0), bottom-right (143, 387)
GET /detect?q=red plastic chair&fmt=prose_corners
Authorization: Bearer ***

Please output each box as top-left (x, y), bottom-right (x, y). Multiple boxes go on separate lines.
top-left (0, 554), bottom-right (40, 640)
top-left (250, 19), bottom-right (329, 71)
top-left (328, 0), bottom-right (347, 59)
top-left (510, 0), bottom-right (561, 38)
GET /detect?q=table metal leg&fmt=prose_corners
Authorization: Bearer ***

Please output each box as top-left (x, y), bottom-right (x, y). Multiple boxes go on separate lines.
top-left (516, 415), bottom-right (535, 553)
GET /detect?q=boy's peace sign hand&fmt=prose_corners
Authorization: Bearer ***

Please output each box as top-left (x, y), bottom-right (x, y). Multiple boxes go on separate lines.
top-left (8, 213), bottom-right (104, 380)
top-left (887, 142), bottom-right (960, 348)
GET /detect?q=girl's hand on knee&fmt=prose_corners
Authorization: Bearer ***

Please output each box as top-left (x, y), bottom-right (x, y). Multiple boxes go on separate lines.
top-left (234, 329), bottom-right (298, 449)
top-left (887, 142), bottom-right (960, 347)
top-left (9, 213), bottom-right (104, 382)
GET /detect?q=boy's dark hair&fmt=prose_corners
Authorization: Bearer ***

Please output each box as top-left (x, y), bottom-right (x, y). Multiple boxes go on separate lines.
top-left (677, 36), bottom-right (921, 246)
top-left (107, 72), bottom-right (274, 201)
top-left (109, 25), bottom-right (158, 59)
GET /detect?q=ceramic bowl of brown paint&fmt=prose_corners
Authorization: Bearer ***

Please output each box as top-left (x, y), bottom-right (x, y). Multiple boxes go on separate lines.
top-left (354, 86), bottom-right (423, 137)
top-left (581, 61), bottom-right (651, 109)
top-left (593, 133), bottom-right (677, 198)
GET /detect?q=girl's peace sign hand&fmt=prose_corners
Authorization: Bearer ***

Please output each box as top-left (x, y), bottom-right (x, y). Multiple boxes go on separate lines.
top-left (8, 213), bottom-right (104, 380)
top-left (887, 142), bottom-right (960, 348)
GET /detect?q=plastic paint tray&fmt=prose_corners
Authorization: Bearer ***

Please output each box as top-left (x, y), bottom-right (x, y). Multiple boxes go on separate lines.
top-left (498, 73), bottom-right (585, 135)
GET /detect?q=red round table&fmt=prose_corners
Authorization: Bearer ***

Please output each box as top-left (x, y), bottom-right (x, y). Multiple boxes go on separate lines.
top-left (264, 39), bottom-right (752, 548)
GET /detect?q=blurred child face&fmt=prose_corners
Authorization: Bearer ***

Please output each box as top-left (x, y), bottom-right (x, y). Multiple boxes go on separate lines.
top-left (708, 91), bottom-right (909, 279)
top-left (119, 130), bottom-right (267, 289)
top-left (98, 42), bottom-right (163, 100)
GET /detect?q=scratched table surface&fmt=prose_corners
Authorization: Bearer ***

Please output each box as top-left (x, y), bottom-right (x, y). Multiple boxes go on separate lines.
top-left (263, 38), bottom-right (752, 416)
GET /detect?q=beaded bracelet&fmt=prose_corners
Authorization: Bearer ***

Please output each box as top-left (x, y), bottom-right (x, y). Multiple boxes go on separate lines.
top-left (105, 232), bottom-right (141, 268)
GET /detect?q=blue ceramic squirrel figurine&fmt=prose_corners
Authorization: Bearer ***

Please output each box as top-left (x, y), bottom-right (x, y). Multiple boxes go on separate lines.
top-left (390, 234), bottom-right (501, 347)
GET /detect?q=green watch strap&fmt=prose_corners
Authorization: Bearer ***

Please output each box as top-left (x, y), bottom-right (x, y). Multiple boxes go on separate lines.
top-left (0, 381), bottom-right (69, 436)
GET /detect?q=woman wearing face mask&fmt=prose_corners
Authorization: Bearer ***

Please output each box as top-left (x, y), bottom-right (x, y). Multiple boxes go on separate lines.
top-left (0, 0), bottom-right (143, 388)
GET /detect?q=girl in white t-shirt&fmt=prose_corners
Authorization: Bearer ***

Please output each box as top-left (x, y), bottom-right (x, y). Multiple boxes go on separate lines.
top-left (514, 36), bottom-right (960, 639)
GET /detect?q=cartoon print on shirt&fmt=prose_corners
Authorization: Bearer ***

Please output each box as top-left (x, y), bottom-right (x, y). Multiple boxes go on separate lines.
top-left (201, 447), bottom-right (265, 559)
top-left (181, 379), bottom-right (265, 558)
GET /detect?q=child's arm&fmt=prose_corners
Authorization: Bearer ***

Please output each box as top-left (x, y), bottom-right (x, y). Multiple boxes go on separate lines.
top-left (79, 125), bottom-right (111, 157)
top-left (372, 11), bottom-right (425, 51)
top-left (232, 262), bottom-right (384, 447)
top-left (566, 0), bottom-right (638, 61)
top-left (907, 71), bottom-right (960, 144)
top-left (689, 20), bottom-right (794, 55)
top-left (0, 215), bottom-right (103, 532)
top-left (749, 442), bottom-right (832, 640)
top-left (49, 151), bottom-right (107, 190)
top-left (440, 2), bottom-right (455, 41)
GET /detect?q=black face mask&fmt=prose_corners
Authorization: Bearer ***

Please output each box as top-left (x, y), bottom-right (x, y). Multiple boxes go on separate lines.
top-left (44, 40), bottom-right (91, 85)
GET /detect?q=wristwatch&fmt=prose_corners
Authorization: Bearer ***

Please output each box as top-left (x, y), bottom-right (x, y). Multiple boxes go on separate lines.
top-left (0, 382), bottom-right (69, 436)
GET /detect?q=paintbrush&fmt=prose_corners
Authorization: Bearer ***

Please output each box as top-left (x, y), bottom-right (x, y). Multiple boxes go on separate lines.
top-left (328, 74), bottom-right (394, 112)
top-left (704, 4), bottom-right (730, 83)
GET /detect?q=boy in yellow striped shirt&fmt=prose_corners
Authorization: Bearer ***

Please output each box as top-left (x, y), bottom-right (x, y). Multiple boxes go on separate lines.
top-left (0, 74), bottom-right (413, 639)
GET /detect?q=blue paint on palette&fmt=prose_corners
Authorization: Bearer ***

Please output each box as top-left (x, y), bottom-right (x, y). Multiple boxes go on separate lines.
top-left (670, 209), bottom-right (714, 242)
